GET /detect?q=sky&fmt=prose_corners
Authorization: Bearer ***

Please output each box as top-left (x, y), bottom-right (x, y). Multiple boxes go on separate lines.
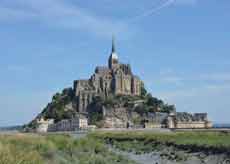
top-left (0, 0), bottom-right (230, 126)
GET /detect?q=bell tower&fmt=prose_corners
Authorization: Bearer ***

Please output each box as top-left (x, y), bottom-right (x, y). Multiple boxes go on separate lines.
top-left (108, 36), bottom-right (119, 69)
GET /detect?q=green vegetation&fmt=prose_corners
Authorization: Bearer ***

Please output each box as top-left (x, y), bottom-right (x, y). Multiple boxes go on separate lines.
top-left (27, 84), bottom-right (176, 130)
top-left (86, 91), bottom-right (176, 127)
top-left (0, 133), bottom-right (135, 164)
top-left (42, 88), bottom-right (75, 122)
top-left (140, 84), bottom-right (147, 97)
top-left (91, 131), bottom-right (230, 154)
top-left (27, 88), bottom-right (75, 129)
top-left (143, 93), bottom-right (176, 113)
top-left (90, 112), bottom-right (104, 127)
top-left (95, 92), bottom-right (175, 114)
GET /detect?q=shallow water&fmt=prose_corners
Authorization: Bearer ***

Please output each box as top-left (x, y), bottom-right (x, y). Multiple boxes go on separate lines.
top-left (108, 146), bottom-right (230, 164)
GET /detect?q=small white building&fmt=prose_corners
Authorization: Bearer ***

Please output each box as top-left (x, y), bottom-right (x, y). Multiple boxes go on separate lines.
top-left (36, 117), bottom-right (54, 133)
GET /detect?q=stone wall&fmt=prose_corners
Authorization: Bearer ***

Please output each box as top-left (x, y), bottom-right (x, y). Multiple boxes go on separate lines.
top-left (104, 117), bottom-right (127, 128)
top-left (48, 117), bottom-right (88, 132)
top-left (144, 123), bottom-right (163, 128)
top-left (176, 122), bottom-right (208, 129)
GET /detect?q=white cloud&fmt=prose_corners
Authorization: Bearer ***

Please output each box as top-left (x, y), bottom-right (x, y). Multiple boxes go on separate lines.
top-left (200, 73), bottom-right (230, 82)
top-left (147, 71), bottom-right (230, 87)
top-left (0, 0), bottom-right (130, 38)
top-left (145, 71), bottom-right (230, 123)
top-left (156, 84), bottom-right (230, 101)
top-left (174, 0), bottom-right (197, 5)
top-left (157, 76), bottom-right (184, 86)
top-left (0, 0), bottom-right (199, 35)
top-left (165, 84), bottom-right (230, 123)
top-left (128, 0), bottom-right (198, 22)
top-left (128, 0), bottom-right (175, 22)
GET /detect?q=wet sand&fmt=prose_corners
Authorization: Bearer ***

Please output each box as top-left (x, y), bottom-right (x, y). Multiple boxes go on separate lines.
top-left (108, 145), bottom-right (230, 164)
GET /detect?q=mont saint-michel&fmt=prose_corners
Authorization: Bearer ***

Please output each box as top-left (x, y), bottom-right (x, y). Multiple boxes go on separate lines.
top-left (2, 1), bottom-right (230, 163)
top-left (27, 39), bottom-right (212, 133)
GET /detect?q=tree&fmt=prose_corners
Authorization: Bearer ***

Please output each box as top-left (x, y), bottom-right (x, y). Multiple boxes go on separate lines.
top-left (90, 112), bottom-right (103, 125)
top-left (141, 84), bottom-right (147, 97)
top-left (160, 104), bottom-right (176, 113)
top-left (134, 104), bottom-right (148, 115)
top-left (146, 94), bottom-right (163, 107)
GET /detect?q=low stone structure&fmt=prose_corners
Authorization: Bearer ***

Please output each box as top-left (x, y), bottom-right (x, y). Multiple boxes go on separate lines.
top-left (144, 112), bottom-right (168, 128)
top-left (48, 115), bottom-right (88, 132)
top-left (104, 117), bottom-right (127, 128)
top-left (167, 112), bottom-right (212, 129)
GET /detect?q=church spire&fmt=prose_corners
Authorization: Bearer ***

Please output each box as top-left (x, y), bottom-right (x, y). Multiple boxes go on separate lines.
top-left (108, 35), bottom-right (119, 69)
top-left (112, 35), bottom-right (116, 53)
top-left (110, 35), bottom-right (118, 60)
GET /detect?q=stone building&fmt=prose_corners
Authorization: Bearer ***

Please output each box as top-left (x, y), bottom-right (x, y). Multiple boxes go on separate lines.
top-left (48, 115), bottom-right (88, 132)
top-left (167, 112), bottom-right (212, 129)
top-left (144, 112), bottom-right (168, 128)
top-left (104, 117), bottom-right (127, 128)
top-left (74, 38), bottom-right (142, 113)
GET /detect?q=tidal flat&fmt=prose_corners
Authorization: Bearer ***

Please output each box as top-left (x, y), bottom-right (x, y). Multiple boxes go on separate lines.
top-left (92, 131), bottom-right (230, 164)
top-left (1, 131), bottom-right (230, 164)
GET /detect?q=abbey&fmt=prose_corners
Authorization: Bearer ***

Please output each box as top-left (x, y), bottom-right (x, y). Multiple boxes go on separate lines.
top-left (74, 38), bottom-right (142, 112)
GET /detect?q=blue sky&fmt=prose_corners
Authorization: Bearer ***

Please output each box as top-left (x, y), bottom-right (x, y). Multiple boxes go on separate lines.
top-left (0, 0), bottom-right (230, 126)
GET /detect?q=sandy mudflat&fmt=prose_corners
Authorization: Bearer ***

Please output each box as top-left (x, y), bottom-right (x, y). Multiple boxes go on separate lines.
top-left (0, 130), bottom-right (19, 134)
top-left (109, 146), bottom-right (230, 164)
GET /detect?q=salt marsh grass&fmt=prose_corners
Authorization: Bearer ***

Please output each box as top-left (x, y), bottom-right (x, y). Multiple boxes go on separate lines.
top-left (0, 133), bottom-right (135, 164)
top-left (91, 131), bottom-right (230, 153)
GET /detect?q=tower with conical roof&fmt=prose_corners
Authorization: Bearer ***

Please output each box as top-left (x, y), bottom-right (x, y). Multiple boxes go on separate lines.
top-left (108, 36), bottom-right (119, 69)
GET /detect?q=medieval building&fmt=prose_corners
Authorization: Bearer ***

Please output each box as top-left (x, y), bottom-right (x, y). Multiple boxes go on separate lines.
top-left (73, 38), bottom-right (142, 113)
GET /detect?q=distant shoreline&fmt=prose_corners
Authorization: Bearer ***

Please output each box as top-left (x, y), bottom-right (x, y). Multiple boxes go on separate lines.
top-left (213, 123), bottom-right (230, 128)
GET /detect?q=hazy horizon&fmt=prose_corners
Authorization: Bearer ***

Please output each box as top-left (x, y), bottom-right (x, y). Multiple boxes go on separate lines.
top-left (0, 0), bottom-right (230, 126)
